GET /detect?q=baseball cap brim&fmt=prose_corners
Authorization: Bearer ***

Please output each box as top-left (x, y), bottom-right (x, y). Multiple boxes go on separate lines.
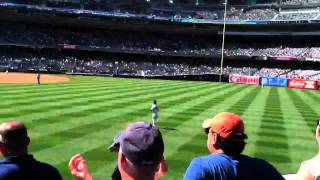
top-left (202, 112), bottom-right (247, 140)
top-left (118, 121), bottom-right (164, 166)
top-left (202, 118), bottom-right (213, 129)
top-left (108, 131), bottom-right (123, 152)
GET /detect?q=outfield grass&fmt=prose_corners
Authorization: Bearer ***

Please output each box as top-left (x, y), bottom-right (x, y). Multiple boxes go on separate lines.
top-left (0, 76), bottom-right (319, 179)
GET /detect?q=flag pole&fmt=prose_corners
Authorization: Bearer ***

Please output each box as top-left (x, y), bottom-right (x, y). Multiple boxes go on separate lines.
top-left (219, 0), bottom-right (227, 82)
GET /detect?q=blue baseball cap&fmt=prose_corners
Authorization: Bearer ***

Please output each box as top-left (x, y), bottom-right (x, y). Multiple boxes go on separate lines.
top-left (118, 121), bottom-right (164, 166)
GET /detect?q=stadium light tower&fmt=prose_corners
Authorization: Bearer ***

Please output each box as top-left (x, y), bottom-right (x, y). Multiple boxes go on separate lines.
top-left (219, 0), bottom-right (228, 82)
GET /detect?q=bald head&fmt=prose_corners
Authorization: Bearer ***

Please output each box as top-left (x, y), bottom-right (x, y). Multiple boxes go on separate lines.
top-left (0, 121), bottom-right (29, 153)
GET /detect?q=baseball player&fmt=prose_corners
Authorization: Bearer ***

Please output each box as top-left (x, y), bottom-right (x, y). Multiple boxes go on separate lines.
top-left (151, 100), bottom-right (159, 126)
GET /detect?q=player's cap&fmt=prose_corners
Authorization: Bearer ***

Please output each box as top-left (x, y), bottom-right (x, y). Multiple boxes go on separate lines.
top-left (202, 112), bottom-right (247, 141)
top-left (117, 121), bottom-right (164, 166)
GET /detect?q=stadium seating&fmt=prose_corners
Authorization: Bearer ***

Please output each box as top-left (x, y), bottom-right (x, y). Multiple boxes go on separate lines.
top-left (0, 46), bottom-right (319, 80)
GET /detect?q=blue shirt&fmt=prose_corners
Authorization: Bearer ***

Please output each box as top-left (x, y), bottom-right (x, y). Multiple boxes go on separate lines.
top-left (234, 155), bottom-right (284, 180)
top-left (184, 154), bottom-right (284, 180)
top-left (0, 155), bottom-right (62, 180)
top-left (184, 154), bottom-right (238, 180)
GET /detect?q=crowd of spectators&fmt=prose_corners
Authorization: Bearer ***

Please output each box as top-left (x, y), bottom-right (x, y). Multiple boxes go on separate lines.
top-left (253, 68), bottom-right (289, 78)
top-left (2, 0), bottom-right (320, 21)
top-left (0, 22), bottom-right (219, 57)
top-left (3, 22), bottom-right (320, 62)
top-left (4, 0), bottom-right (320, 7)
top-left (0, 52), bottom-right (217, 76)
top-left (226, 46), bottom-right (310, 58)
top-left (176, 8), bottom-right (278, 21)
top-left (285, 69), bottom-right (320, 80)
top-left (225, 45), bottom-right (320, 61)
top-left (281, 0), bottom-right (320, 5)
top-left (0, 47), bottom-right (319, 80)
top-left (228, 9), bottom-right (277, 20)
top-left (223, 66), bottom-right (257, 76)
top-left (274, 9), bottom-right (319, 21)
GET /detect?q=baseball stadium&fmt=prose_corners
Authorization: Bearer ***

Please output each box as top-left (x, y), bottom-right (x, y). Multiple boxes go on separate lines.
top-left (0, 0), bottom-right (320, 179)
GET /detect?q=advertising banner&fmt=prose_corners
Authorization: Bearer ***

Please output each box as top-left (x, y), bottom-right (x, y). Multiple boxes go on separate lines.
top-left (318, 80), bottom-right (320, 90)
top-left (260, 77), bottom-right (288, 87)
top-left (271, 56), bottom-right (294, 61)
top-left (306, 58), bottom-right (320, 62)
top-left (229, 75), bottom-right (259, 85)
top-left (288, 79), bottom-right (317, 90)
top-left (59, 44), bottom-right (78, 49)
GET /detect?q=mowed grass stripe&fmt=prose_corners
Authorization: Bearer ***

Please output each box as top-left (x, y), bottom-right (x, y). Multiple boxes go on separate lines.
top-left (253, 88), bottom-right (291, 172)
top-left (22, 80), bottom-right (217, 128)
top-left (296, 90), bottom-right (320, 116)
top-left (0, 76), bottom-right (204, 93)
top-left (0, 79), bottom-right (172, 106)
top-left (29, 82), bottom-right (232, 153)
top-left (0, 80), bottom-right (193, 122)
top-left (0, 76), bottom-right (138, 92)
top-left (68, 84), bottom-right (251, 179)
top-left (0, 81), bottom-right (141, 107)
top-left (241, 87), bottom-right (271, 156)
top-left (278, 88), bottom-right (316, 173)
top-left (226, 85), bottom-right (261, 115)
top-left (27, 82), bottom-right (229, 141)
top-left (1, 76), bottom-right (318, 179)
top-left (31, 82), bottom-right (238, 175)
top-left (0, 76), bottom-right (178, 100)
top-left (302, 90), bottom-right (320, 104)
top-left (161, 85), bottom-right (259, 179)
top-left (57, 83), bottom-right (238, 178)
top-left (0, 78), bottom-right (124, 96)
top-left (0, 80), bottom-right (186, 116)
top-left (285, 88), bottom-right (318, 133)
top-left (160, 84), bottom-right (250, 128)
top-left (278, 88), bottom-right (315, 138)
top-left (1, 78), bottom-right (204, 106)
top-left (163, 85), bottom-right (260, 179)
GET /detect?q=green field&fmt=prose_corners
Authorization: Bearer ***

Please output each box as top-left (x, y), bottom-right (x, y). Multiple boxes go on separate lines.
top-left (0, 76), bottom-right (319, 179)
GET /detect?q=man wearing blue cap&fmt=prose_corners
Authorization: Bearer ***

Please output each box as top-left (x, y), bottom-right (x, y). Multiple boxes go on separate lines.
top-left (69, 121), bottom-right (167, 180)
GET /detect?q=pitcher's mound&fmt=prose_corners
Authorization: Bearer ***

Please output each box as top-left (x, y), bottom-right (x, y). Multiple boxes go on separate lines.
top-left (0, 73), bottom-right (70, 84)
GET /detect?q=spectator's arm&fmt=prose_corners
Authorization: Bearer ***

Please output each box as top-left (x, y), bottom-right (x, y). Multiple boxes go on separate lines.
top-left (296, 162), bottom-right (313, 180)
top-left (69, 154), bottom-right (93, 180)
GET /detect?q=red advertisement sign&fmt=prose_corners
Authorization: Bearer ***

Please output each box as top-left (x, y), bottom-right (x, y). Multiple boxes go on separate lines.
top-left (229, 75), bottom-right (259, 85)
top-left (318, 81), bottom-right (320, 90)
top-left (288, 79), bottom-right (317, 90)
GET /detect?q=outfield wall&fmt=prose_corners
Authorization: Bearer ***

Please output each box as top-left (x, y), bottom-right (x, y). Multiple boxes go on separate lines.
top-left (229, 75), bottom-right (319, 90)
top-left (115, 74), bottom-right (230, 82)
top-left (229, 75), bottom-right (260, 85)
top-left (69, 73), bottom-right (320, 90)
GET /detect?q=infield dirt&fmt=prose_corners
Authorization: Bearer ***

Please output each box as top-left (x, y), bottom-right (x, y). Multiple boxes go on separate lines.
top-left (0, 73), bottom-right (70, 84)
